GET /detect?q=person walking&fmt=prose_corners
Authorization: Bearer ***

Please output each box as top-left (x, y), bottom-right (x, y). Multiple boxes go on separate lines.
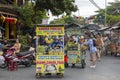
top-left (96, 33), bottom-right (104, 61)
top-left (83, 34), bottom-right (97, 68)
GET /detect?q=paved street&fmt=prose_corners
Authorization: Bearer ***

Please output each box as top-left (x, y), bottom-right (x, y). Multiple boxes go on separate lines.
top-left (0, 55), bottom-right (120, 80)
top-left (0, 0), bottom-right (120, 80)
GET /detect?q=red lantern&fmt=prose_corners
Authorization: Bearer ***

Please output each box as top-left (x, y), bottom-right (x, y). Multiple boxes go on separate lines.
top-left (5, 18), bottom-right (10, 22)
top-left (5, 17), bottom-right (17, 23)
top-left (76, 16), bottom-right (79, 19)
top-left (62, 15), bottom-right (64, 18)
top-left (10, 18), bottom-right (14, 23)
top-left (9, 18), bottom-right (12, 23)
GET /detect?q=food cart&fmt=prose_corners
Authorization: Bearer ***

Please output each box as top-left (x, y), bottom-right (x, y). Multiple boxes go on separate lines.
top-left (35, 24), bottom-right (65, 78)
top-left (64, 24), bottom-right (86, 68)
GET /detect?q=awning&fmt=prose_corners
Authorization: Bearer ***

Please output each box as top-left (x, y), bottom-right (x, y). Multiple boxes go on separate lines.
top-left (98, 27), bottom-right (111, 31)
top-left (0, 11), bottom-right (17, 17)
top-left (109, 26), bottom-right (120, 30)
top-left (85, 24), bottom-right (100, 30)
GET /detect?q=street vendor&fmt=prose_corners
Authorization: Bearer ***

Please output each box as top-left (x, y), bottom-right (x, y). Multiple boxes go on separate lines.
top-left (96, 33), bottom-right (104, 61)
top-left (50, 38), bottom-right (63, 49)
top-left (83, 34), bottom-right (97, 68)
top-left (49, 38), bottom-right (63, 55)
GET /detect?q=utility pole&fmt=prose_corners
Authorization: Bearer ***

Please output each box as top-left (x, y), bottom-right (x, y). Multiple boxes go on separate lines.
top-left (105, 0), bottom-right (107, 27)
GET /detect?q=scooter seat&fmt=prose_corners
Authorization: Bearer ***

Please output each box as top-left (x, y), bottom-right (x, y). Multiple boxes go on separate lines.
top-left (16, 51), bottom-right (34, 56)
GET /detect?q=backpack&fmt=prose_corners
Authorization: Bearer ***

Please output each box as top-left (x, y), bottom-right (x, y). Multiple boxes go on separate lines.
top-left (93, 39), bottom-right (98, 47)
top-left (0, 43), bottom-right (2, 49)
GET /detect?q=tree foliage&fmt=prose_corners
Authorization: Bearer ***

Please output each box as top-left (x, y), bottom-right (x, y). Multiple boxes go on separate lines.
top-left (14, 0), bottom-right (78, 29)
top-left (107, 2), bottom-right (120, 15)
top-left (95, 1), bottom-right (120, 26)
top-left (35, 0), bottom-right (78, 15)
top-left (16, 6), bottom-right (34, 28)
top-left (107, 15), bottom-right (120, 26)
top-left (50, 15), bottom-right (84, 25)
top-left (15, 5), bottom-right (47, 29)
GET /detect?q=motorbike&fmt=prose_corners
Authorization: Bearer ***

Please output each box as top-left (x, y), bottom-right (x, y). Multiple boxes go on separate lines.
top-left (0, 51), bottom-right (5, 68)
top-left (0, 46), bottom-right (35, 68)
top-left (0, 55), bottom-right (5, 67)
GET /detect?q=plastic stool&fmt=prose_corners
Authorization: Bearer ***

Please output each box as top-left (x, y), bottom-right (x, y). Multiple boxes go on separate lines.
top-left (8, 60), bottom-right (18, 71)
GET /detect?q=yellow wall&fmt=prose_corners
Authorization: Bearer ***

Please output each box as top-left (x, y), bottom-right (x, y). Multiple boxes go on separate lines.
top-left (10, 23), bottom-right (16, 39)
top-left (14, 0), bottom-right (18, 5)
top-left (5, 22), bottom-right (9, 39)
top-left (13, 24), bottom-right (16, 38)
top-left (5, 22), bottom-right (17, 39)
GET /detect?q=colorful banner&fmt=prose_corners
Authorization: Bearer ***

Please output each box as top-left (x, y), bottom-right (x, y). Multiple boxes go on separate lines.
top-left (68, 51), bottom-right (81, 64)
top-left (36, 27), bottom-right (64, 35)
top-left (36, 55), bottom-right (64, 73)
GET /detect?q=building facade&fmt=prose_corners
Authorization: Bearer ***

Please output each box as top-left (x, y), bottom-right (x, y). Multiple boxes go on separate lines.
top-left (0, 0), bottom-right (28, 39)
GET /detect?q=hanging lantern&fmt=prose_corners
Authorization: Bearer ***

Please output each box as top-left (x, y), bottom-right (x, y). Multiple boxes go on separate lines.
top-left (76, 16), bottom-right (79, 19)
top-left (1, 15), bottom-right (6, 22)
top-left (62, 15), bottom-right (64, 18)
top-left (66, 15), bottom-right (69, 18)
top-left (11, 18), bottom-right (15, 23)
top-left (14, 18), bottom-right (17, 24)
top-left (9, 18), bottom-right (13, 23)
top-left (5, 18), bottom-right (10, 22)
top-left (81, 16), bottom-right (84, 19)
top-left (5, 17), bottom-right (17, 24)
top-left (94, 16), bottom-right (97, 19)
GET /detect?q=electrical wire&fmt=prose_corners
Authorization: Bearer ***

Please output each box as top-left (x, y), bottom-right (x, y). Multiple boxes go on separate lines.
top-left (89, 0), bottom-right (101, 9)
top-left (89, 0), bottom-right (101, 10)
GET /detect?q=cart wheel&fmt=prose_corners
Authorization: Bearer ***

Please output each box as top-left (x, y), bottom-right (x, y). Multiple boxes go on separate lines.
top-left (35, 73), bottom-right (41, 79)
top-left (114, 54), bottom-right (117, 57)
top-left (71, 64), bottom-right (75, 68)
top-left (81, 59), bottom-right (86, 68)
top-left (45, 73), bottom-right (51, 77)
top-left (65, 62), bottom-right (69, 68)
top-left (111, 53), bottom-right (114, 56)
top-left (57, 73), bottom-right (63, 78)
top-left (25, 59), bottom-right (32, 67)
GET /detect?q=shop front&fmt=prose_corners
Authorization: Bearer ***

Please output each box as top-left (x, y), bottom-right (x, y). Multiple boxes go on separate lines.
top-left (0, 15), bottom-right (17, 39)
